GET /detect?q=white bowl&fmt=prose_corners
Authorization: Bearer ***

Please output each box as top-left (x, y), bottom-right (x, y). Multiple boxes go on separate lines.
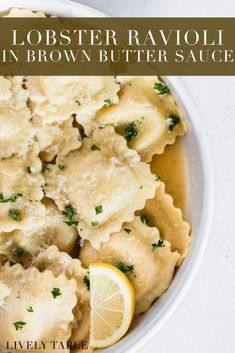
top-left (0, 1), bottom-right (215, 352)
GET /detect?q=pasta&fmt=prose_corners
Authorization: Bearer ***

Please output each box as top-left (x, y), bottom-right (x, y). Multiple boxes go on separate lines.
top-left (32, 116), bottom-right (82, 162)
top-left (0, 199), bottom-right (78, 265)
top-left (4, 8), bottom-right (46, 17)
top-left (45, 126), bottom-right (158, 248)
top-left (138, 182), bottom-right (191, 265)
top-left (0, 68), bottom-right (191, 349)
top-left (0, 145), bottom-right (46, 232)
top-left (0, 76), bottom-right (34, 159)
top-left (90, 76), bottom-right (187, 162)
top-left (0, 264), bottom-right (77, 353)
top-left (34, 246), bottom-right (90, 346)
top-left (26, 76), bottom-right (120, 128)
top-left (0, 9), bottom-right (191, 347)
top-left (0, 281), bottom-right (11, 306)
top-left (0, 77), bottom-right (11, 100)
top-left (79, 216), bottom-right (180, 316)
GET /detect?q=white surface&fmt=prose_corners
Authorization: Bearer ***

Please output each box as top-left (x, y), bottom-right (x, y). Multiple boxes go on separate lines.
top-left (73, 1), bottom-right (235, 353)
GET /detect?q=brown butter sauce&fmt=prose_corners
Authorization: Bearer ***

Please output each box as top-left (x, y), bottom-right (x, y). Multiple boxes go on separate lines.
top-left (150, 138), bottom-right (188, 217)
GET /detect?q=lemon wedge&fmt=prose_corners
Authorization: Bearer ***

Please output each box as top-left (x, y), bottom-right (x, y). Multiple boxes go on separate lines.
top-left (89, 262), bottom-right (135, 348)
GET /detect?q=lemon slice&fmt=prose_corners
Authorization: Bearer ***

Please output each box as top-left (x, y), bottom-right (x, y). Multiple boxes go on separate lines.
top-left (89, 262), bottom-right (135, 348)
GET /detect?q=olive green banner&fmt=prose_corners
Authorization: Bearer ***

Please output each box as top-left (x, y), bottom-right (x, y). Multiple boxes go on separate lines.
top-left (0, 17), bottom-right (234, 75)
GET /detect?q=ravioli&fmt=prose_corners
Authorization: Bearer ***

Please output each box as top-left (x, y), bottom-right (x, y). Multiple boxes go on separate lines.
top-left (32, 116), bottom-right (81, 162)
top-left (0, 43), bottom-right (191, 350)
top-left (0, 281), bottom-right (11, 306)
top-left (26, 76), bottom-right (120, 128)
top-left (0, 76), bottom-right (34, 159)
top-left (34, 246), bottom-right (90, 346)
top-left (138, 182), bottom-right (191, 265)
top-left (0, 199), bottom-right (78, 265)
top-left (94, 76), bottom-right (187, 162)
top-left (0, 145), bottom-right (46, 232)
top-left (79, 216), bottom-right (180, 316)
top-left (45, 126), bottom-right (158, 248)
top-left (4, 8), bottom-right (46, 17)
top-left (0, 76), bottom-right (11, 99)
top-left (0, 264), bottom-right (77, 353)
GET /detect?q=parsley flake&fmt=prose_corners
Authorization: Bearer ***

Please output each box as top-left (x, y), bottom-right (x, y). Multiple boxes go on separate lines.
top-left (0, 193), bottom-right (23, 203)
top-left (154, 82), bottom-right (170, 94)
top-left (124, 228), bottom-right (131, 234)
top-left (15, 291), bottom-right (21, 299)
top-left (124, 118), bottom-right (144, 142)
top-left (42, 165), bottom-right (50, 173)
top-left (104, 98), bottom-right (114, 107)
top-left (83, 276), bottom-right (90, 290)
top-left (140, 214), bottom-right (149, 225)
top-left (155, 176), bottom-right (160, 182)
top-left (116, 261), bottom-right (134, 274)
top-left (91, 144), bottom-right (100, 151)
top-left (14, 247), bottom-right (25, 258)
top-left (27, 306), bottom-right (34, 313)
top-left (152, 240), bottom-right (165, 251)
top-left (26, 166), bottom-right (31, 174)
top-left (51, 288), bottom-right (62, 299)
top-left (95, 205), bottom-right (103, 215)
top-left (8, 209), bottom-right (22, 222)
top-left (62, 205), bottom-right (79, 226)
top-left (91, 221), bottom-right (99, 227)
top-left (75, 99), bottom-right (81, 105)
top-left (13, 321), bottom-right (27, 331)
top-left (58, 165), bottom-right (65, 171)
top-left (168, 115), bottom-right (181, 132)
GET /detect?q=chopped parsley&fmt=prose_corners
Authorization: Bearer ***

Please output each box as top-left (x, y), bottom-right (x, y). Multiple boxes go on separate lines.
top-left (51, 288), bottom-right (62, 299)
top-left (152, 240), bottom-right (165, 251)
top-left (62, 205), bottom-right (79, 226)
top-left (15, 291), bottom-right (21, 299)
top-left (91, 221), bottom-right (99, 227)
top-left (8, 209), bottom-right (22, 222)
top-left (26, 166), bottom-right (31, 174)
top-left (124, 228), bottom-right (131, 234)
top-left (0, 193), bottom-right (23, 203)
top-left (83, 276), bottom-right (90, 290)
top-left (91, 144), bottom-right (100, 151)
top-left (116, 261), bottom-right (134, 274)
top-left (58, 165), bottom-right (65, 171)
top-left (27, 306), bottom-right (34, 313)
top-left (13, 321), bottom-right (27, 331)
top-left (155, 176), bottom-right (161, 182)
top-left (154, 82), bottom-right (170, 94)
top-left (104, 98), bottom-right (114, 106)
top-left (168, 115), bottom-right (181, 132)
top-left (42, 165), bottom-right (50, 173)
top-left (13, 247), bottom-right (25, 258)
top-left (95, 205), bottom-right (103, 215)
top-left (75, 99), bottom-right (81, 105)
top-left (140, 214), bottom-right (149, 225)
top-left (124, 118), bottom-right (144, 142)
top-left (140, 185), bottom-right (143, 189)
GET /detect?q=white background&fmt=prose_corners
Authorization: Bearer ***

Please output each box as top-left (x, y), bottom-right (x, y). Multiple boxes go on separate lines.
top-left (74, 1), bottom-right (235, 352)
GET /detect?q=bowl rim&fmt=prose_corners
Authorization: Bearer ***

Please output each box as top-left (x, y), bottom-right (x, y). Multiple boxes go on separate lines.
top-left (0, 1), bottom-right (215, 352)
top-left (0, 0), bottom-right (107, 17)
